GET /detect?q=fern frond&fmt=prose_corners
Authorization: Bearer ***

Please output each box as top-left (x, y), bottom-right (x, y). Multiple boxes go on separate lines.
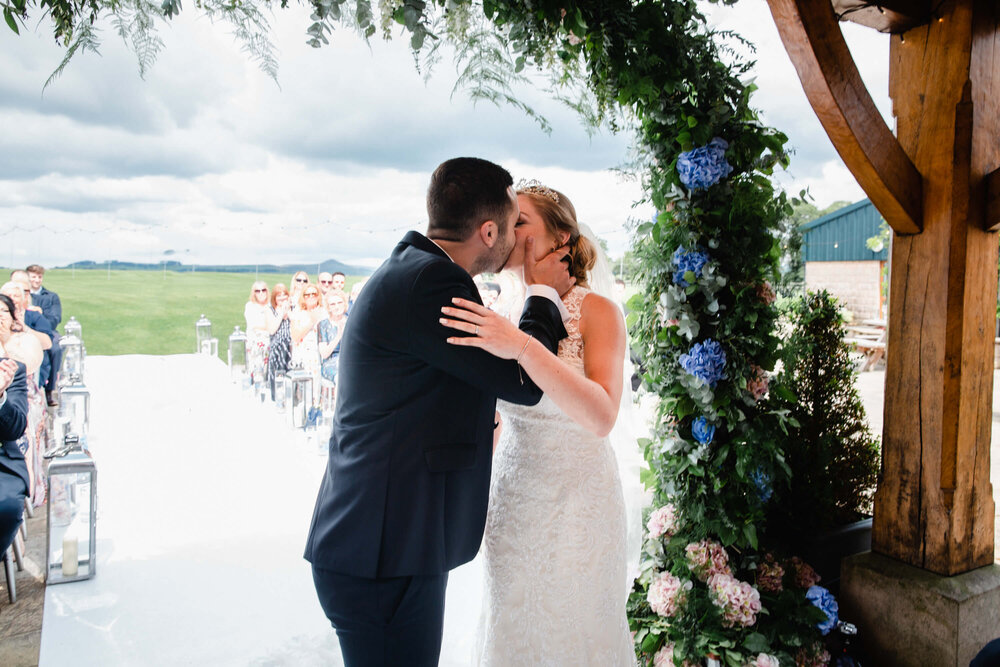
top-left (44, 20), bottom-right (102, 91)
top-left (200, 0), bottom-right (280, 82)
top-left (110, 0), bottom-right (166, 79)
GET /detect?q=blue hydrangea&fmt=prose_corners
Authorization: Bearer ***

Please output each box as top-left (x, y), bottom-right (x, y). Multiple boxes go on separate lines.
top-left (806, 585), bottom-right (839, 635)
top-left (671, 245), bottom-right (710, 287)
top-left (679, 339), bottom-right (727, 388)
top-left (750, 468), bottom-right (772, 503)
top-left (676, 137), bottom-right (734, 191)
top-left (691, 416), bottom-right (715, 445)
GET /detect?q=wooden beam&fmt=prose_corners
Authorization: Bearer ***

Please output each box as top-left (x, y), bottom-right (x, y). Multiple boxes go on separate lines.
top-left (873, 0), bottom-right (998, 576)
top-left (832, 0), bottom-right (935, 33)
top-left (768, 0), bottom-right (924, 234)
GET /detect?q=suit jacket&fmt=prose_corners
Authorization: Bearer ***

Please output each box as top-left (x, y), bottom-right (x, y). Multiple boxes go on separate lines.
top-left (31, 287), bottom-right (62, 331)
top-left (304, 231), bottom-right (567, 578)
top-left (0, 359), bottom-right (29, 490)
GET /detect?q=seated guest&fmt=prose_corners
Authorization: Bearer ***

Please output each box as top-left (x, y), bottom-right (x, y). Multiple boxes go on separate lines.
top-left (318, 290), bottom-right (348, 385)
top-left (0, 284), bottom-right (51, 353)
top-left (24, 266), bottom-right (61, 331)
top-left (266, 284), bottom-right (292, 401)
top-left (244, 281), bottom-right (271, 387)
top-left (9, 273), bottom-right (60, 405)
top-left (0, 294), bottom-right (44, 507)
top-left (0, 353), bottom-right (28, 560)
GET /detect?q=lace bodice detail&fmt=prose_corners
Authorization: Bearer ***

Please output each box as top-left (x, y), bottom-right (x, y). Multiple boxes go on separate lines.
top-left (477, 285), bottom-right (634, 666)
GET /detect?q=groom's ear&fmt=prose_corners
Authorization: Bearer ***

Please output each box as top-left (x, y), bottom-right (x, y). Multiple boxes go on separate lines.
top-left (479, 220), bottom-right (499, 248)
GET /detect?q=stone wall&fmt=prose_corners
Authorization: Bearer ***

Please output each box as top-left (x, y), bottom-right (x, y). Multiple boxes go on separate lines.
top-left (804, 260), bottom-right (884, 321)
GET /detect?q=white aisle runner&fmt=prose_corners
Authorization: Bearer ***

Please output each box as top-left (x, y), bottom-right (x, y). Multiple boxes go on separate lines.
top-left (39, 355), bottom-right (483, 666)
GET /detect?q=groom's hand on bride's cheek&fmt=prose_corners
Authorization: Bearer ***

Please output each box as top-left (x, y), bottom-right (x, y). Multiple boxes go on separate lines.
top-left (523, 237), bottom-right (575, 296)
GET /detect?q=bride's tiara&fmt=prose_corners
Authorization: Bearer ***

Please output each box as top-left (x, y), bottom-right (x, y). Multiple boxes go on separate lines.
top-left (516, 179), bottom-right (560, 203)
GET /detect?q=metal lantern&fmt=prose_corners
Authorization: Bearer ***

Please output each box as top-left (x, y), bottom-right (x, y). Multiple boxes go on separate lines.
top-left (285, 369), bottom-right (313, 429)
top-left (45, 436), bottom-right (98, 584)
top-left (59, 381), bottom-right (90, 440)
top-left (59, 333), bottom-right (84, 384)
top-left (228, 326), bottom-right (248, 381)
top-left (195, 314), bottom-right (213, 353)
top-left (64, 316), bottom-right (83, 341)
top-left (273, 372), bottom-right (288, 412)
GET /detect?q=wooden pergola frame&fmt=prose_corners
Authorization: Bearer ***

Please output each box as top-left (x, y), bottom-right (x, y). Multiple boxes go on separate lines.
top-left (767, 0), bottom-right (999, 576)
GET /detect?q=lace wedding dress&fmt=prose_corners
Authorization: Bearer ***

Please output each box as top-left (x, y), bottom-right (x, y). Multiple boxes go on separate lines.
top-left (477, 285), bottom-right (635, 667)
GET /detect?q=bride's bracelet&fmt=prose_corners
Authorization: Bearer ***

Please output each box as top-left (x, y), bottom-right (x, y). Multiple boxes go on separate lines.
top-left (516, 333), bottom-right (533, 385)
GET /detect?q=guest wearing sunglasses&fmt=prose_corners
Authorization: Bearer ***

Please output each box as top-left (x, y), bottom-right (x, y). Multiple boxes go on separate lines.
top-left (318, 272), bottom-right (335, 299)
top-left (291, 284), bottom-right (325, 406)
top-left (290, 271), bottom-right (310, 307)
top-left (244, 281), bottom-right (271, 387)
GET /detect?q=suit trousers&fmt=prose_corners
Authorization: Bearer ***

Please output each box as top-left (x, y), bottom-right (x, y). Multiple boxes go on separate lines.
top-left (312, 566), bottom-right (448, 667)
top-left (0, 468), bottom-right (27, 554)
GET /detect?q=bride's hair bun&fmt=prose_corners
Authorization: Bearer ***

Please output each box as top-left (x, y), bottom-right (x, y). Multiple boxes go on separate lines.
top-left (516, 185), bottom-right (595, 287)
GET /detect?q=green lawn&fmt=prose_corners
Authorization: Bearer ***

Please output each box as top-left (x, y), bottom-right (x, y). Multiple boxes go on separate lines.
top-left (7, 268), bottom-right (364, 360)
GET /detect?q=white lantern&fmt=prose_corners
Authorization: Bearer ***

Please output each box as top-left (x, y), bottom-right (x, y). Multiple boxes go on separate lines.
top-left (195, 314), bottom-right (213, 353)
top-left (64, 316), bottom-right (83, 341)
top-left (59, 381), bottom-right (90, 440)
top-left (59, 333), bottom-right (84, 384)
top-left (228, 327), bottom-right (248, 381)
top-left (285, 369), bottom-right (313, 428)
top-left (45, 435), bottom-right (98, 584)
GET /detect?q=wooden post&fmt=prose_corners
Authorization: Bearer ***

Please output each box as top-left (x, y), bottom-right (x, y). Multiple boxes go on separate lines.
top-left (873, 0), bottom-right (999, 575)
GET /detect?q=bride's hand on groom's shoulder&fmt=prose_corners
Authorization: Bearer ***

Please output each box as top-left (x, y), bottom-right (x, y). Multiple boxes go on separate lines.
top-left (523, 236), bottom-right (575, 297)
top-left (440, 298), bottom-right (527, 360)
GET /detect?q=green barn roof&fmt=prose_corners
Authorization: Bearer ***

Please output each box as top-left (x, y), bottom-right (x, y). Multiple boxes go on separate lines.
top-left (800, 198), bottom-right (888, 262)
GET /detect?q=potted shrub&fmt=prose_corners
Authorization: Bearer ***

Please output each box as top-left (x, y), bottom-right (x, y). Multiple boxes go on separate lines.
top-left (767, 290), bottom-right (881, 591)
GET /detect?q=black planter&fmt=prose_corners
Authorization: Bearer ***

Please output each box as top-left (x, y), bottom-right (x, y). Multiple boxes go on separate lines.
top-left (799, 517), bottom-right (873, 595)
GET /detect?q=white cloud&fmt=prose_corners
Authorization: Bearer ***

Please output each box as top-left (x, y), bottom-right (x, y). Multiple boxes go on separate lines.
top-left (0, 4), bottom-right (890, 268)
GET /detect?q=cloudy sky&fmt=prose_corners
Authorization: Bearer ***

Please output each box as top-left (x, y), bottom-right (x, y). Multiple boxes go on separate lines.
top-left (0, 2), bottom-right (891, 270)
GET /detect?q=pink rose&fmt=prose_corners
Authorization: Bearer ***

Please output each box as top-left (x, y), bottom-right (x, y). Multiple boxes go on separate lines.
top-left (647, 505), bottom-right (678, 539)
top-left (647, 571), bottom-right (691, 617)
top-left (685, 539), bottom-right (731, 581)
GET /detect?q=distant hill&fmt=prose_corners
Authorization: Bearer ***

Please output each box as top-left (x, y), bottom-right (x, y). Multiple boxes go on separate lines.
top-left (61, 259), bottom-right (372, 276)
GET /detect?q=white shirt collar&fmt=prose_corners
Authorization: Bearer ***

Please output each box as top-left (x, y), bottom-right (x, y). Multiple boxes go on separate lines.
top-left (428, 238), bottom-right (455, 263)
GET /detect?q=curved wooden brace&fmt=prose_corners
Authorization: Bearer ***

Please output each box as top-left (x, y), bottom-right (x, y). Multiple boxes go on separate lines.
top-left (767, 0), bottom-right (923, 234)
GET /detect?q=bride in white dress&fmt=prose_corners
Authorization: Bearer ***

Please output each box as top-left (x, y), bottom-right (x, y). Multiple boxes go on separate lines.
top-left (441, 182), bottom-right (635, 666)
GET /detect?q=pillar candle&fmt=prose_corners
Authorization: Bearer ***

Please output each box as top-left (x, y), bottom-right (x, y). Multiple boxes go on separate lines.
top-left (62, 535), bottom-right (79, 577)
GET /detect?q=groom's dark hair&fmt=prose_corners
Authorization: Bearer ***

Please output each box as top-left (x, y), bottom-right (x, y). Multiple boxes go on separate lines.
top-left (426, 157), bottom-right (514, 242)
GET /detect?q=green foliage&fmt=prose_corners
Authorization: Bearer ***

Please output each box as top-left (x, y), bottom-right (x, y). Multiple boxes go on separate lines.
top-left (22, 268), bottom-right (362, 360)
top-left (771, 291), bottom-right (880, 535)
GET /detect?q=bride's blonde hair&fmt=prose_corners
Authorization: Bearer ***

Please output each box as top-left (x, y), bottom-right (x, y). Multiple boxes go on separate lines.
top-left (516, 184), bottom-right (596, 288)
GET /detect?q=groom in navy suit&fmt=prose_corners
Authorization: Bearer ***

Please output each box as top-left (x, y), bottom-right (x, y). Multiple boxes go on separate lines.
top-left (305, 157), bottom-right (572, 666)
